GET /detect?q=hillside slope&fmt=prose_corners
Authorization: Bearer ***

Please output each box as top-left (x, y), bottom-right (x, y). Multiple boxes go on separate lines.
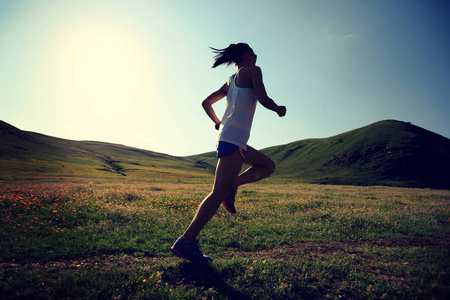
top-left (0, 121), bottom-right (209, 181)
top-left (2, 120), bottom-right (449, 188)
top-left (266, 120), bottom-right (450, 188)
top-left (192, 120), bottom-right (450, 189)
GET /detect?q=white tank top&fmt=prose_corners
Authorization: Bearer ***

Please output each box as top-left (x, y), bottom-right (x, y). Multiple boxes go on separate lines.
top-left (216, 68), bottom-right (258, 150)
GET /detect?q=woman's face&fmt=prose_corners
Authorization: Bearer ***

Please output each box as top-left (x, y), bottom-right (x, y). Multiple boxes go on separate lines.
top-left (244, 48), bottom-right (257, 66)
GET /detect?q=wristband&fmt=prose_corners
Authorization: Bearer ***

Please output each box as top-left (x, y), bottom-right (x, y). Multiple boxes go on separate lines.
top-left (215, 123), bottom-right (220, 130)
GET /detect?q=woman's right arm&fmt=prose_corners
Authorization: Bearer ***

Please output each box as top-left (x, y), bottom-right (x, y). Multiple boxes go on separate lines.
top-left (202, 82), bottom-right (228, 126)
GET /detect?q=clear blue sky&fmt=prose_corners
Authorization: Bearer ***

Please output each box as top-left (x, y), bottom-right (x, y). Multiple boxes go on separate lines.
top-left (1, 0), bottom-right (449, 156)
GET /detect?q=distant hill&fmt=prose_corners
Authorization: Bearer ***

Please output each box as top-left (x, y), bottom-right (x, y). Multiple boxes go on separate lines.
top-left (2, 120), bottom-right (449, 189)
top-left (191, 120), bottom-right (450, 189)
top-left (0, 120), bottom-right (210, 181)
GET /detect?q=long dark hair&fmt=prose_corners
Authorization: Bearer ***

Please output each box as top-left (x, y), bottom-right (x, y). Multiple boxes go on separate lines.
top-left (210, 43), bottom-right (253, 68)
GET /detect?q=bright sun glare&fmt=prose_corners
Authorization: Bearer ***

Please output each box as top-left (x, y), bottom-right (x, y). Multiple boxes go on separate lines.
top-left (37, 18), bottom-right (154, 123)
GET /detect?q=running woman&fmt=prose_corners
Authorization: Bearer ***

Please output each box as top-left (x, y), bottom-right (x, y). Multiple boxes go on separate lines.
top-left (171, 43), bottom-right (286, 262)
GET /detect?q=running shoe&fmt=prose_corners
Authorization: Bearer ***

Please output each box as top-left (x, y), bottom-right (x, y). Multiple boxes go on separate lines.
top-left (171, 236), bottom-right (213, 262)
top-left (223, 186), bottom-right (238, 214)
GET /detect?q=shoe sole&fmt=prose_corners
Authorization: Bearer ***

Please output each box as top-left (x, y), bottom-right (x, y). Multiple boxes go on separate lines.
top-left (171, 247), bottom-right (189, 260)
top-left (223, 201), bottom-right (236, 214)
top-left (171, 247), bottom-right (213, 263)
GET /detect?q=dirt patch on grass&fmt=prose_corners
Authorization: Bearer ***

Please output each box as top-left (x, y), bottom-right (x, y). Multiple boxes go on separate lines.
top-left (1, 236), bottom-right (448, 272)
top-left (234, 236), bottom-right (450, 260)
top-left (0, 254), bottom-right (166, 272)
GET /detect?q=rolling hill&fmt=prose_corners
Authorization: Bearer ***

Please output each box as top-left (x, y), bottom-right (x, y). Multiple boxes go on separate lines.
top-left (0, 120), bottom-right (210, 182)
top-left (1, 120), bottom-right (449, 189)
top-left (191, 120), bottom-right (450, 189)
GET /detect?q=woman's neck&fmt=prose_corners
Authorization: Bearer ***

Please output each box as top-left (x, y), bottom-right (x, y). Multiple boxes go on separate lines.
top-left (236, 63), bottom-right (250, 71)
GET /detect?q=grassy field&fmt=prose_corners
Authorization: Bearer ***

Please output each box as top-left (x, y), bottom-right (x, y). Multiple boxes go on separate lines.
top-left (1, 179), bottom-right (449, 299)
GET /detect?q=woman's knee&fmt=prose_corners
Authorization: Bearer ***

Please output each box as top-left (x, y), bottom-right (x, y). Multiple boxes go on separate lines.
top-left (265, 158), bottom-right (276, 176)
top-left (253, 156), bottom-right (275, 177)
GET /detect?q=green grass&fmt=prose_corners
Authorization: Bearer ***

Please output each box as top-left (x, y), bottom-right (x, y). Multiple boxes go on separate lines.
top-left (1, 181), bottom-right (449, 299)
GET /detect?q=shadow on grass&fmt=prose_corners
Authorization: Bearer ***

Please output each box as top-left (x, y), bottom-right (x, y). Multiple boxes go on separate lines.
top-left (162, 261), bottom-right (252, 299)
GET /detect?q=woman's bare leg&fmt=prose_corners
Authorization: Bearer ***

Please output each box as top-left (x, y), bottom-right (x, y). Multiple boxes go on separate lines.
top-left (233, 145), bottom-right (276, 187)
top-left (183, 150), bottom-right (244, 240)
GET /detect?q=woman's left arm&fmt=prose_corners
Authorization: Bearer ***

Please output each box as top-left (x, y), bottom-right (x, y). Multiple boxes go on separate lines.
top-left (250, 67), bottom-right (286, 117)
top-left (202, 82), bottom-right (228, 126)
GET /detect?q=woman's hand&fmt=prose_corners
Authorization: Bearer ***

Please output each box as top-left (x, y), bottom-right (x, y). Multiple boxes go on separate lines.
top-left (276, 106), bottom-right (286, 117)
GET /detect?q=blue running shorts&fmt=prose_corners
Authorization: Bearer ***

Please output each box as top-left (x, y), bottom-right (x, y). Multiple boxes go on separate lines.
top-left (217, 141), bottom-right (246, 160)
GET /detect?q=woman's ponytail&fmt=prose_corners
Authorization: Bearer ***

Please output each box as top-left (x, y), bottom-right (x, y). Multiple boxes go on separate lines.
top-left (210, 43), bottom-right (251, 68)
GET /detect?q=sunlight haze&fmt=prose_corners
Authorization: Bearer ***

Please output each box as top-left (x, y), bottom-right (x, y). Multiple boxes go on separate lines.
top-left (1, 0), bottom-right (449, 156)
